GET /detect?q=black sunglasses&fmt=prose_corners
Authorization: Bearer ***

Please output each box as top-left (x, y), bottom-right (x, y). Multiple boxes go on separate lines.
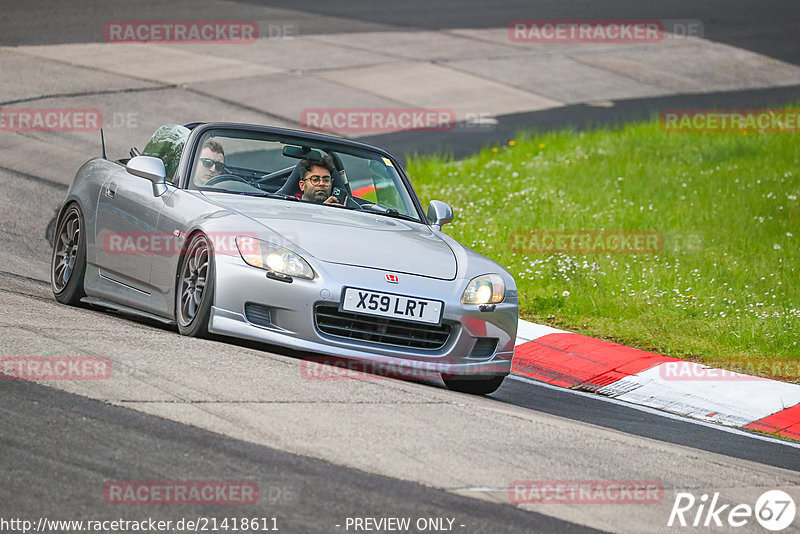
top-left (200, 158), bottom-right (225, 171)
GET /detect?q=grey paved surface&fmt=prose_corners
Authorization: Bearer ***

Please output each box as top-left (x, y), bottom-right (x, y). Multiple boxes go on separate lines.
top-left (1, 379), bottom-right (598, 534)
top-left (2, 1), bottom-right (799, 177)
top-left (1, 3), bottom-right (800, 533)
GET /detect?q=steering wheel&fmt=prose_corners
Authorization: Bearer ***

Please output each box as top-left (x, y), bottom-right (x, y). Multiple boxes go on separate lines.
top-left (204, 174), bottom-right (252, 187)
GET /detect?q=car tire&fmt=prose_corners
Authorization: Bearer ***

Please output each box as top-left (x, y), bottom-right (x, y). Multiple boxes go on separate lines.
top-left (176, 233), bottom-right (215, 338)
top-left (442, 374), bottom-right (506, 395)
top-left (51, 203), bottom-right (87, 306)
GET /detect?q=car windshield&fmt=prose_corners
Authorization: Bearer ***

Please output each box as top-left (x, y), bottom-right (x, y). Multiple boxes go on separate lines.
top-left (142, 124), bottom-right (190, 184)
top-left (188, 129), bottom-right (422, 222)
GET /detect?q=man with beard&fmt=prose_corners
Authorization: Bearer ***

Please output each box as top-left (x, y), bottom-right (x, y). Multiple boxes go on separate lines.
top-left (297, 156), bottom-right (343, 205)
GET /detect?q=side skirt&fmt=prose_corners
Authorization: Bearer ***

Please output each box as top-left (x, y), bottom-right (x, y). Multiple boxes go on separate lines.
top-left (80, 296), bottom-right (176, 326)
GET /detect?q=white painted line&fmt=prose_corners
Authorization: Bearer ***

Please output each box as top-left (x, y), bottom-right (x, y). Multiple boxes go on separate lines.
top-left (599, 362), bottom-right (800, 427)
top-left (509, 374), bottom-right (800, 450)
top-left (515, 320), bottom-right (567, 343)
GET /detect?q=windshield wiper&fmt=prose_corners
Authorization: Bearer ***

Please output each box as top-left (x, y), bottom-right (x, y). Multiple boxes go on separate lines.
top-left (355, 204), bottom-right (419, 222)
top-left (236, 191), bottom-right (300, 201)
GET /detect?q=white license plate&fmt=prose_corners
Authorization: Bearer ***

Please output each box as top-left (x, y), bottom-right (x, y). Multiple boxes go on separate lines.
top-left (340, 287), bottom-right (443, 325)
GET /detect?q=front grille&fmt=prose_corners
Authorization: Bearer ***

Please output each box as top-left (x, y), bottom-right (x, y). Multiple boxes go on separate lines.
top-left (244, 302), bottom-right (271, 328)
top-left (315, 304), bottom-right (452, 350)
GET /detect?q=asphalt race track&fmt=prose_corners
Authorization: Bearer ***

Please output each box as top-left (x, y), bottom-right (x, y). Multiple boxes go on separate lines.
top-left (1, 2), bottom-right (799, 533)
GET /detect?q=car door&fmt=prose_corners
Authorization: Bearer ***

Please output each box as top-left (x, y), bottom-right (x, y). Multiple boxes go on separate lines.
top-left (92, 124), bottom-right (190, 311)
top-left (94, 169), bottom-right (173, 309)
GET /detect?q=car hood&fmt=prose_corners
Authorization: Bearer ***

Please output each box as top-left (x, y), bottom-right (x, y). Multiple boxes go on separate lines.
top-left (204, 194), bottom-right (458, 280)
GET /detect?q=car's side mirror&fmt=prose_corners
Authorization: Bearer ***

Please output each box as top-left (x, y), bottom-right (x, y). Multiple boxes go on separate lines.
top-left (427, 200), bottom-right (454, 230)
top-left (126, 156), bottom-right (167, 197)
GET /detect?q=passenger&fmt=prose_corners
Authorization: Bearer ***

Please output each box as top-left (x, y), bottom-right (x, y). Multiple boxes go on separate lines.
top-left (195, 139), bottom-right (226, 185)
top-left (298, 156), bottom-right (342, 205)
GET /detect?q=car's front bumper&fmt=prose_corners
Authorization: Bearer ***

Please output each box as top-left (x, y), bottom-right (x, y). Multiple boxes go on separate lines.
top-left (208, 254), bottom-right (517, 376)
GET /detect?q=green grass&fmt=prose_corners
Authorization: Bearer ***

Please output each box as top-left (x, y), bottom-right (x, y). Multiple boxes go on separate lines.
top-left (407, 114), bottom-right (800, 381)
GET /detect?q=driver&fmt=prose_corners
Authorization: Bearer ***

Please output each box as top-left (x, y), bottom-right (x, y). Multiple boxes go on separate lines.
top-left (298, 156), bottom-right (343, 205)
top-left (195, 139), bottom-right (226, 185)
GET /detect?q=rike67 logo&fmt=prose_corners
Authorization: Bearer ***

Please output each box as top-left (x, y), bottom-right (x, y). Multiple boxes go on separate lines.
top-left (668, 490), bottom-right (796, 531)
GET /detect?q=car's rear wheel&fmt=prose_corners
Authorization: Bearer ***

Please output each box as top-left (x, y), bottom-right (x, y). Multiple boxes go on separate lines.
top-left (51, 204), bottom-right (87, 306)
top-left (176, 233), bottom-right (214, 338)
top-left (442, 374), bottom-right (506, 395)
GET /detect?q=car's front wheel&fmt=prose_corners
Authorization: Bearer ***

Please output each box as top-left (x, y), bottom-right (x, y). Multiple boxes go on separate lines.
top-left (176, 233), bottom-right (215, 338)
top-left (51, 203), bottom-right (87, 306)
top-left (442, 374), bottom-right (506, 395)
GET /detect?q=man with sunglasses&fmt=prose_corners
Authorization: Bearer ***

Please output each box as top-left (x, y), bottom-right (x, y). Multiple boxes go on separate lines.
top-left (195, 139), bottom-right (226, 185)
top-left (297, 156), bottom-right (342, 205)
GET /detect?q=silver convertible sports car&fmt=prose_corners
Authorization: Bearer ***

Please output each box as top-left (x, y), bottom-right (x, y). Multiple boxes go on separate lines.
top-left (51, 123), bottom-right (518, 394)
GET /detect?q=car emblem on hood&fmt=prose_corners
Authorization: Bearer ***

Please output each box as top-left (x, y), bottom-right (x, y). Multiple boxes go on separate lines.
top-left (385, 274), bottom-right (399, 283)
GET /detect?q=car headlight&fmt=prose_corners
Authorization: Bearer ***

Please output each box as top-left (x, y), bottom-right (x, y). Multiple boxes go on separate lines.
top-left (461, 274), bottom-right (505, 304)
top-left (235, 237), bottom-right (314, 280)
